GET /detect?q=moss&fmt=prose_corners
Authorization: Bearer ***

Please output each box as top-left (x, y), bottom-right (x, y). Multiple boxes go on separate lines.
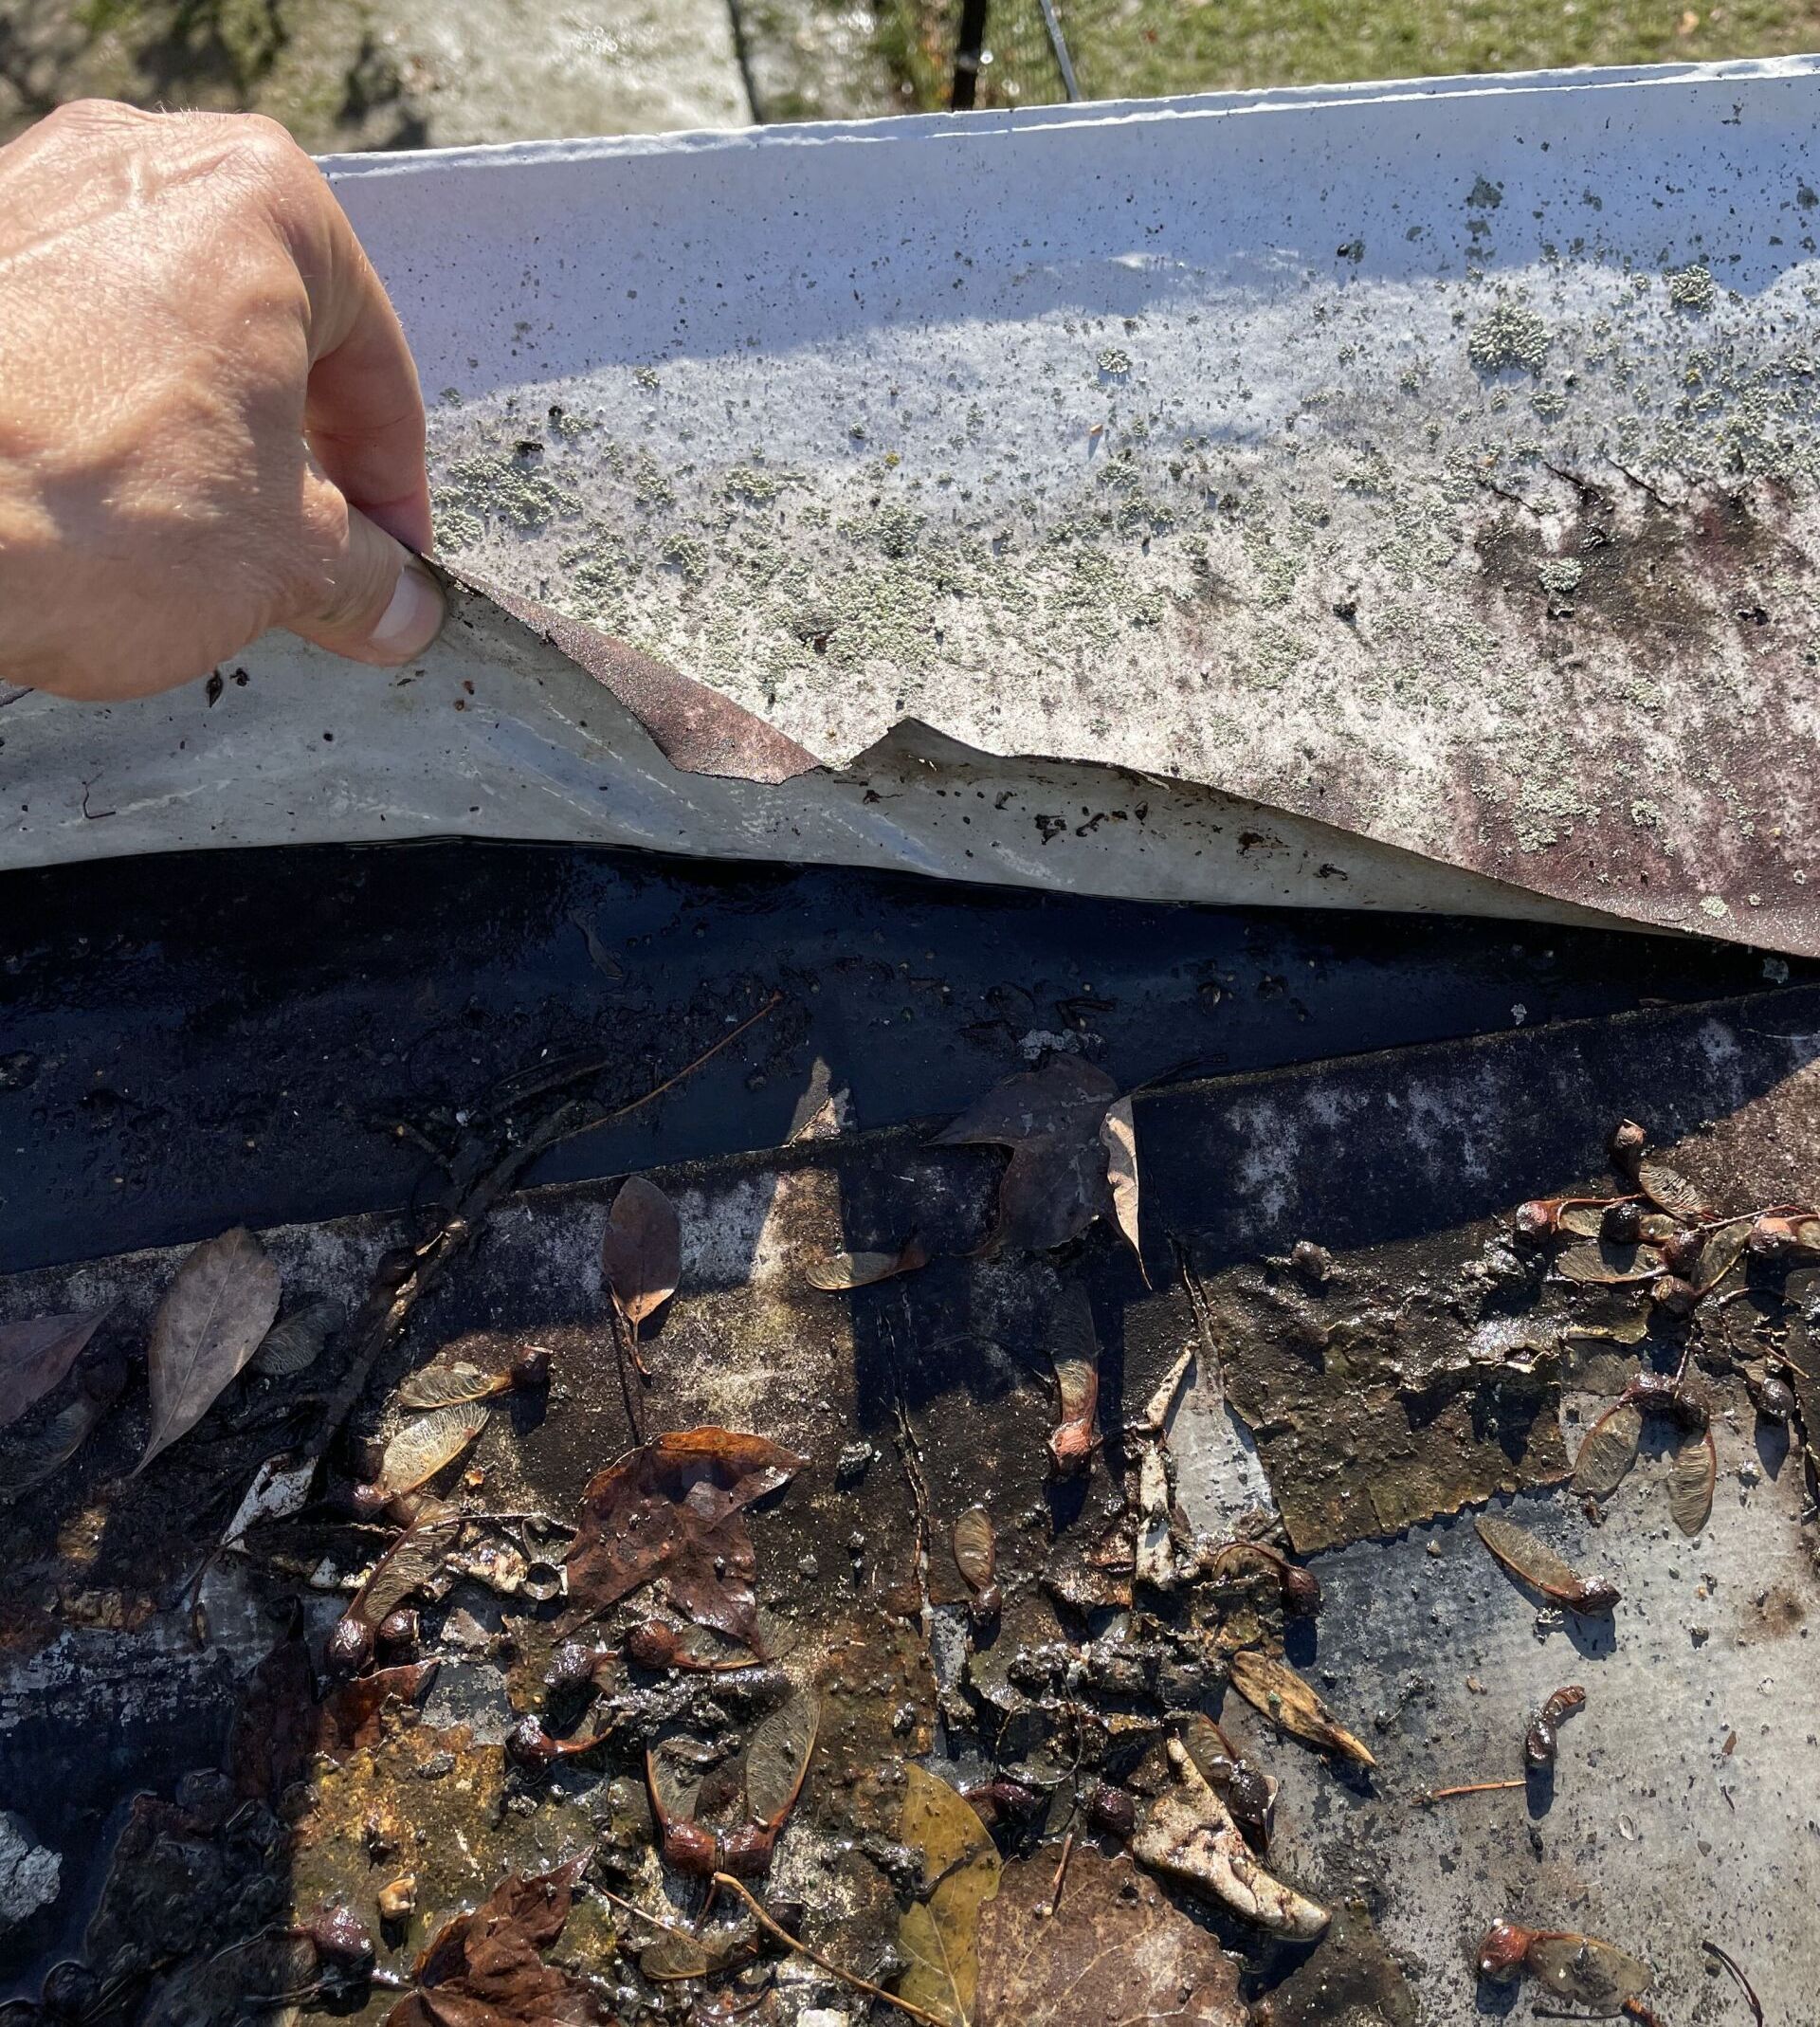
top-left (1537, 557), bottom-right (1584, 594)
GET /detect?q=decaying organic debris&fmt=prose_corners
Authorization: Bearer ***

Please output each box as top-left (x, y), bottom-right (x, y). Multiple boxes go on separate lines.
top-left (3, 1043), bottom-right (1816, 2027)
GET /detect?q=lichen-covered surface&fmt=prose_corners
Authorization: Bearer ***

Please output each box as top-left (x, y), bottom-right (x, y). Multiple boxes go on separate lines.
top-left (319, 61), bottom-right (1820, 950)
top-left (3, 977), bottom-right (1819, 2022)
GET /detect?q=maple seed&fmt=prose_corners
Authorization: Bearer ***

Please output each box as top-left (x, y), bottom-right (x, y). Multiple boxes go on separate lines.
top-left (1651, 1274), bottom-right (1699, 1316)
top-left (1753, 1375), bottom-right (1795, 1424)
top-left (1513, 1199), bottom-right (1558, 1245)
top-left (511, 1346), bottom-right (553, 1390)
top-left (544, 1639), bottom-right (597, 1689)
top-left (1208, 1539), bottom-right (1321, 1616)
top-left (506, 1715), bottom-right (561, 1770)
top-left (1659, 1229), bottom-right (1704, 1278)
top-left (1289, 1239), bottom-right (1332, 1281)
top-left (1602, 1199), bottom-right (1643, 1245)
top-left (346, 1480), bottom-right (391, 1523)
top-left (375, 1608), bottom-right (418, 1661)
top-left (376, 1874), bottom-right (416, 1923)
top-left (305, 1905), bottom-right (376, 1981)
top-left (1085, 1783), bottom-right (1136, 1839)
top-left (1610, 1119), bottom-right (1647, 1176)
top-left (1524, 1685), bottom-right (1586, 1768)
top-left (1477, 1919), bottom-right (1532, 1981)
top-left (327, 1615), bottom-right (373, 1675)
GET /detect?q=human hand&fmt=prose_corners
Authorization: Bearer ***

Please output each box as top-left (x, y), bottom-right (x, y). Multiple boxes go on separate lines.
top-left (0, 100), bottom-right (445, 701)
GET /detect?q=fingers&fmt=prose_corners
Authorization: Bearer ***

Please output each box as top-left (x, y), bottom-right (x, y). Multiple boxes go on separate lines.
top-left (251, 119), bottom-right (434, 557)
top-left (286, 466), bottom-right (446, 666)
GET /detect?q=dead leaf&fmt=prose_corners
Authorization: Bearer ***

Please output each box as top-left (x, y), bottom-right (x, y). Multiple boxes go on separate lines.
top-left (600, 1176), bottom-right (681, 1327)
top-left (133, 1228), bottom-right (282, 1475)
top-left (1227, 1650), bottom-right (1374, 1766)
top-left (1556, 1241), bottom-right (1659, 1287)
top-left (387, 1854), bottom-right (603, 2027)
top-left (0, 1309), bottom-right (108, 1431)
top-left (898, 1764), bottom-right (1001, 2026)
top-left (397, 1360), bottom-right (513, 1410)
top-left (1130, 1739), bottom-right (1329, 1937)
top-left (248, 1298), bottom-right (336, 1379)
top-left (320, 1661), bottom-right (441, 1753)
top-left (975, 1847), bottom-right (1247, 2024)
top-left (377, 1403), bottom-right (489, 1495)
top-left (1636, 1161), bottom-right (1710, 1221)
top-left (1099, 1097), bottom-right (1148, 1282)
top-left (561, 1428), bottom-right (801, 1641)
top-left (934, 1056), bottom-right (1118, 1254)
top-left (1667, 1427), bottom-right (1716, 1536)
top-left (350, 1504), bottom-right (464, 1627)
top-left (805, 1237), bottom-right (928, 1290)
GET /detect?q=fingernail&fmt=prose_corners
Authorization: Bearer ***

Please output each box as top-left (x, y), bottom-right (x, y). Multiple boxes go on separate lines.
top-left (364, 555), bottom-right (446, 660)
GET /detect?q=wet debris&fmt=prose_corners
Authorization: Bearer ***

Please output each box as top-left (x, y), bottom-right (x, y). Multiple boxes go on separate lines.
top-left (385, 1853), bottom-right (601, 2026)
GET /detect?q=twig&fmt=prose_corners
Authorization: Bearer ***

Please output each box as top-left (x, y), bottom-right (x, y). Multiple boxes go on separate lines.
top-left (1702, 1939), bottom-right (1764, 2024)
top-left (1034, 1829), bottom-right (1075, 1919)
top-left (609, 1307), bottom-right (646, 1446)
top-left (710, 1874), bottom-right (949, 2027)
top-left (891, 1377), bottom-right (935, 1636)
top-left (594, 1886), bottom-right (702, 1946)
top-left (1413, 1779), bottom-right (1526, 1805)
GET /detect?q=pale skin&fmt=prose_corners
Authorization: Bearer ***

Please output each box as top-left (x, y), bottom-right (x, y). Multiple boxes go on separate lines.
top-left (0, 100), bottom-right (446, 702)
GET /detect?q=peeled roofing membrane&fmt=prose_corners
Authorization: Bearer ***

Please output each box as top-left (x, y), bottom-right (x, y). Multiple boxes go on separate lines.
top-left (6, 60), bottom-right (1820, 947)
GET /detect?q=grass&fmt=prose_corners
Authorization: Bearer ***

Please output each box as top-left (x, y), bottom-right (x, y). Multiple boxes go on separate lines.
top-left (879, 0), bottom-right (1820, 112)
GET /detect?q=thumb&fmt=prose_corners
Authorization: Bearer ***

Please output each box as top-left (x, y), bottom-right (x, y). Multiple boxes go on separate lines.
top-left (286, 491), bottom-right (446, 666)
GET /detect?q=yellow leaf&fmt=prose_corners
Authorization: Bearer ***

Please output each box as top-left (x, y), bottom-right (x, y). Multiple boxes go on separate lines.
top-left (898, 1764), bottom-right (1001, 2025)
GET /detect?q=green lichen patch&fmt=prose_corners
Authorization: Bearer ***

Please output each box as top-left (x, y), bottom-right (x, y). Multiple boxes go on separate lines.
top-left (1467, 301), bottom-right (1552, 374)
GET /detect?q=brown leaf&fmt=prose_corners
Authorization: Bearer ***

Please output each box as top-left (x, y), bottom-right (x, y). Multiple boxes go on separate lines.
top-left (1667, 1427), bottom-right (1716, 1536)
top-left (247, 1298), bottom-right (336, 1379)
top-left (1636, 1161), bottom-right (1710, 1221)
top-left (391, 1854), bottom-right (602, 2027)
top-left (934, 1056), bottom-right (1119, 1253)
top-left (133, 1228), bottom-right (282, 1475)
top-left (1570, 1403), bottom-right (1643, 1498)
top-left (397, 1361), bottom-right (513, 1411)
top-left (320, 1661), bottom-right (441, 1753)
top-left (898, 1764), bottom-right (1001, 2026)
top-left (0, 1309), bottom-right (108, 1431)
top-left (560, 1428), bottom-right (801, 1638)
top-left (378, 1403), bottom-right (490, 1495)
top-left (1227, 1650), bottom-right (1375, 1766)
top-left (805, 1236), bottom-right (928, 1290)
top-left (1556, 1240), bottom-right (1659, 1287)
top-left (976, 1848), bottom-right (1247, 2025)
top-left (350, 1505), bottom-right (464, 1627)
top-left (1099, 1097), bottom-right (1148, 1282)
top-left (600, 1176), bottom-right (681, 1327)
